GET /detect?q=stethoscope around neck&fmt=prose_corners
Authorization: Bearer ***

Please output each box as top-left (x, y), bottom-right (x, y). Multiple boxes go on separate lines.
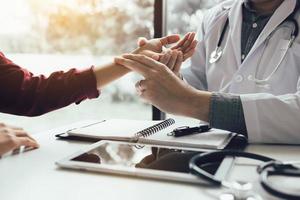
top-left (209, 6), bottom-right (299, 87)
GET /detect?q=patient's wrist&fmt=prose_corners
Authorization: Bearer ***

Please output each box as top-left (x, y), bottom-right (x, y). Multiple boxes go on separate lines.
top-left (113, 57), bottom-right (131, 73)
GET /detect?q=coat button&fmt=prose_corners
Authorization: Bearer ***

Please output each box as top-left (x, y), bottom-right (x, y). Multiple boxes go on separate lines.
top-left (235, 75), bottom-right (243, 83)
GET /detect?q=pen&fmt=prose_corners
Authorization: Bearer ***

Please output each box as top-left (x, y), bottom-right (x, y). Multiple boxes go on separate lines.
top-left (170, 125), bottom-right (211, 137)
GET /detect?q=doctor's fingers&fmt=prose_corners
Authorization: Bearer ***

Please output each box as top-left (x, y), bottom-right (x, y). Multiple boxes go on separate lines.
top-left (173, 51), bottom-right (183, 74)
top-left (140, 50), bottom-right (162, 61)
top-left (166, 50), bottom-right (180, 71)
top-left (115, 56), bottom-right (154, 78)
top-left (123, 54), bottom-right (167, 73)
top-left (159, 50), bottom-right (172, 66)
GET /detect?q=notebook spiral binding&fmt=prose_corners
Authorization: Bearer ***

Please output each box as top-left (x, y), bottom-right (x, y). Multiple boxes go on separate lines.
top-left (135, 118), bottom-right (175, 138)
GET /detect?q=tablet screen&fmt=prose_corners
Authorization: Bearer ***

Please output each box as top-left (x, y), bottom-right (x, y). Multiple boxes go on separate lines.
top-left (71, 142), bottom-right (219, 174)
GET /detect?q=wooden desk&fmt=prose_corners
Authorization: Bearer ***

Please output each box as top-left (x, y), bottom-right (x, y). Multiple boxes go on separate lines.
top-left (1, 121), bottom-right (299, 200)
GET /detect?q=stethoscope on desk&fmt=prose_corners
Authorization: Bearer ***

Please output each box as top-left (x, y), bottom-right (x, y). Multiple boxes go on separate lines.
top-left (189, 151), bottom-right (300, 200)
top-left (209, 4), bottom-right (299, 87)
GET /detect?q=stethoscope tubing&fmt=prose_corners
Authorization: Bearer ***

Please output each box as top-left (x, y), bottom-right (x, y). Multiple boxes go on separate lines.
top-left (189, 150), bottom-right (300, 199)
top-left (210, 4), bottom-right (300, 86)
top-left (189, 151), bottom-right (274, 186)
top-left (214, 5), bottom-right (299, 51)
top-left (260, 169), bottom-right (300, 200)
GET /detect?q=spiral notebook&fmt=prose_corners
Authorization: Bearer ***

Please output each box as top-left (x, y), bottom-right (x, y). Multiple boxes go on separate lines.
top-left (61, 119), bottom-right (235, 149)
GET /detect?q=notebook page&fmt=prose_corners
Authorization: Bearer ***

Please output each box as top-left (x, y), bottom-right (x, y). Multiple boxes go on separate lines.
top-left (68, 119), bottom-right (161, 141)
top-left (139, 125), bottom-right (233, 149)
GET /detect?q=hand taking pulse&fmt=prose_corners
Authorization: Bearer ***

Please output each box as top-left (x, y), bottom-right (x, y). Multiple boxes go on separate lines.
top-left (97, 33), bottom-right (197, 89)
top-left (0, 123), bottom-right (39, 157)
top-left (115, 54), bottom-right (212, 122)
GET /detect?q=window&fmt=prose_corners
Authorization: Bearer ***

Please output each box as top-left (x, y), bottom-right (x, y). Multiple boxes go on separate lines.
top-left (0, 0), bottom-right (154, 133)
top-left (166, 0), bottom-right (219, 35)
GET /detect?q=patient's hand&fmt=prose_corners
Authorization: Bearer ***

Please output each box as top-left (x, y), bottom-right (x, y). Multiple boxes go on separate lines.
top-left (137, 33), bottom-right (197, 77)
top-left (134, 34), bottom-right (181, 60)
top-left (138, 32), bottom-right (197, 62)
top-left (170, 32), bottom-right (198, 61)
top-left (0, 123), bottom-right (39, 157)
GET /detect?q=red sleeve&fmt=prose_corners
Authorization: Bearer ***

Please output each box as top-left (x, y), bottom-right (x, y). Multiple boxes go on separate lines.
top-left (0, 52), bottom-right (100, 116)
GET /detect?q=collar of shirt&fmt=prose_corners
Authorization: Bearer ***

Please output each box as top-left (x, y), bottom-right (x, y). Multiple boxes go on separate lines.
top-left (244, 0), bottom-right (257, 13)
top-left (243, 0), bottom-right (274, 22)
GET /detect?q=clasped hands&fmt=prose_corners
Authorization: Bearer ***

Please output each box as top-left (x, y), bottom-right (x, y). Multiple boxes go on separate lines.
top-left (116, 33), bottom-right (211, 121)
top-left (135, 32), bottom-right (197, 77)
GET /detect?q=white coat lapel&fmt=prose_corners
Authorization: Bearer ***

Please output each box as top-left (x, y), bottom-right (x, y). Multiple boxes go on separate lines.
top-left (247, 0), bottom-right (297, 57)
top-left (228, 0), bottom-right (244, 67)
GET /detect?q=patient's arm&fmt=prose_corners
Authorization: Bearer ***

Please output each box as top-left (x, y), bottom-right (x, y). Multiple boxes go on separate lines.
top-left (0, 35), bottom-right (183, 116)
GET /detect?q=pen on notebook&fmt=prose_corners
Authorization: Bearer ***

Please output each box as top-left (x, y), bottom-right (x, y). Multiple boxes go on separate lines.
top-left (169, 125), bottom-right (211, 137)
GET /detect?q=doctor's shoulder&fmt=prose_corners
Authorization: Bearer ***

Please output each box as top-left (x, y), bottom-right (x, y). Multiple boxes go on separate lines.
top-left (201, 0), bottom-right (234, 35)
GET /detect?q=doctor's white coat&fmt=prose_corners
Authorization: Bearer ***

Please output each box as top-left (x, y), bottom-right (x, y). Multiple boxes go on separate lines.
top-left (182, 0), bottom-right (300, 144)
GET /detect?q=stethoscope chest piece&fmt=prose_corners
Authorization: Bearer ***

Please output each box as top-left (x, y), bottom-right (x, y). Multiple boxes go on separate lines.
top-left (209, 47), bottom-right (223, 64)
top-left (219, 182), bottom-right (263, 200)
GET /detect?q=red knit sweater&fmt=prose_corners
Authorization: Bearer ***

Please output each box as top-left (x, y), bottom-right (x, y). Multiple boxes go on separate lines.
top-left (0, 52), bottom-right (100, 116)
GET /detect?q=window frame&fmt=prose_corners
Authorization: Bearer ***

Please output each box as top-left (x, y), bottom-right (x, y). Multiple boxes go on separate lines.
top-left (152, 0), bottom-right (167, 120)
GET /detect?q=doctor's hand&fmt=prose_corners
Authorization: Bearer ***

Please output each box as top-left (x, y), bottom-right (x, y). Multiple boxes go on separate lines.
top-left (0, 123), bottom-right (39, 157)
top-left (115, 54), bottom-right (211, 121)
top-left (156, 50), bottom-right (183, 77)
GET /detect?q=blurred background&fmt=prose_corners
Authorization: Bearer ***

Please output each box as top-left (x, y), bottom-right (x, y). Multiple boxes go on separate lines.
top-left (0, 0), bottom-right (220, 134)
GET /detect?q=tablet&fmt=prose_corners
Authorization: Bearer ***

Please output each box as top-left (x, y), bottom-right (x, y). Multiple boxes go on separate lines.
top-left (56, 141), bottom-right (233, 185)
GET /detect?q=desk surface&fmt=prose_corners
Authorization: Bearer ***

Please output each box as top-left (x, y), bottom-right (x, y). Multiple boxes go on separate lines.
top-left (1, 121), bottom-right (299, 200)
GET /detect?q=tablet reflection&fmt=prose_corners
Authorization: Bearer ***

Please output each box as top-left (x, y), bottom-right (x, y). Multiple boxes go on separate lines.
top-left (72, 153), bottom-right (101, 164)
top-left (71, 143), bottom-right (219, 174)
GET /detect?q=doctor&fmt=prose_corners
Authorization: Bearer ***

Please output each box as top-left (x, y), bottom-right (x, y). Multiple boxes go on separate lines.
top-left (116, 0), bottom-right (300, 144)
